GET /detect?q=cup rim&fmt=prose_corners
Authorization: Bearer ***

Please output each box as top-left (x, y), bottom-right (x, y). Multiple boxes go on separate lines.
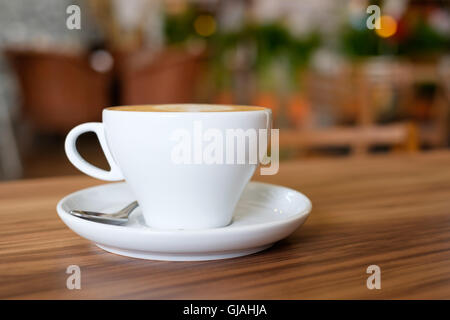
top-left (104, 104), bottom-right (271, 114)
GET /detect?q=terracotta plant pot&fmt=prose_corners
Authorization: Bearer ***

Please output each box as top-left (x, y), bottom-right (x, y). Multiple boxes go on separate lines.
top-left (114, 48), bottom-right (206, 105)
top-left (5, 48), bottom-right (112, 134)
top-left (213, 90), bottom-right (234, 105)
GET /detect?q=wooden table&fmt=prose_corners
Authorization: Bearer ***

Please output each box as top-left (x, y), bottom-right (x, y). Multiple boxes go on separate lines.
top-left (1, 151), bottom-right (450, 299)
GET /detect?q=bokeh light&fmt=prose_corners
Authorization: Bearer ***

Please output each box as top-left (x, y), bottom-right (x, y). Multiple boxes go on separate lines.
top-left (375, 15), bottom-right (397, 38)
top-left (194, 15), bottom-right (216, 37)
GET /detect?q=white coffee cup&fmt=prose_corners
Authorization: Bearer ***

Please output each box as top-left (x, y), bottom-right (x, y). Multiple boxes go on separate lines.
top-left (65, 104), bottom-right (271, 230)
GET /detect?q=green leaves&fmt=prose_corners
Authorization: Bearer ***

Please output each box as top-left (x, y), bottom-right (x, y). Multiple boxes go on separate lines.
top-left (210, 22), bottom-right (321, 89)
top-left (164, 8), bottom-right (197, 45)
top-left (339, 15), bottom-right (449, 58)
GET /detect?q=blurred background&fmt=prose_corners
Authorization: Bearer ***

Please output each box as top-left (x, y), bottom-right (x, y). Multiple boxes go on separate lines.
top-left (0, 0), bottom-right (448, 180)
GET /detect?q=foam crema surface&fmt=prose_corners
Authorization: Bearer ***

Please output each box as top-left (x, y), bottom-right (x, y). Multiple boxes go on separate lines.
top-left (107, 104), bottom-right (266, 112)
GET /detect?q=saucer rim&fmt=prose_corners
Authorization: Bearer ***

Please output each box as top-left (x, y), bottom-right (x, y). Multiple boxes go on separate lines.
top-left (56, 181), bottom-right (312, 235)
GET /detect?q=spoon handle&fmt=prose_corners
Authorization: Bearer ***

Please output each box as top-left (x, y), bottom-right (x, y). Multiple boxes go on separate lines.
top-left (69, 201), bottom-right (139, 225)
top-left (116, 201), bottom-right (139, 218)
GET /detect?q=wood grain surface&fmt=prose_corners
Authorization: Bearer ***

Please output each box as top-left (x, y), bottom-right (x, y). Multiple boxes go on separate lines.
top-left (1, 151), bottom-right (450, 299)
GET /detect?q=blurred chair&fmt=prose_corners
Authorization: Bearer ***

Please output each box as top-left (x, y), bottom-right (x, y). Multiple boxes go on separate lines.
top-left (416, 60), bottom-right (449, 147)
top-left (283, 59), bottom-right (419, 155)
top-left (438, 58), bottom-right (450, 146)
top-left (5, 48), bottom-right (112, 134)
top-left (280, 122), bottom-right (418, 155)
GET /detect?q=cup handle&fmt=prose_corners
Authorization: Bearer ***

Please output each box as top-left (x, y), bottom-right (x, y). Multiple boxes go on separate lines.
top-left (65, 122), bottom-right (124, 181)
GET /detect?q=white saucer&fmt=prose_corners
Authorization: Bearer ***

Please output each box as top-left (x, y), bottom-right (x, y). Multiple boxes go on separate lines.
top-left (56, 182), bottom-right (312, 261)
